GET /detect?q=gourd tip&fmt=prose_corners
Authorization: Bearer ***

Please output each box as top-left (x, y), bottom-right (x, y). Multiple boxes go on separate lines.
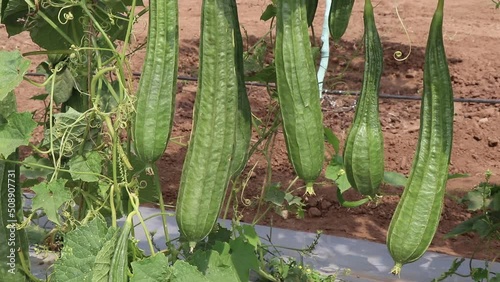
top-left (390, 262), bottom-right (403, 276)
top-left (305, 182), bottom-right (316, 196)
top-left (189, 241), bottom-right (197, 253)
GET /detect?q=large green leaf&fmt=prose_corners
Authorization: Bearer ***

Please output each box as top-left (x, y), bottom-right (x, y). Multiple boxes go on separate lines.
top-left (130, 254), bottom-right (171, 282)
top-left (0, 112), bottom-right (37, 158)
top-left (42, 108), bottom-right (100, 158)
top-left (0, 0), bottom-right (29, 36)
top-left (91, 231), bottom-right (118, 282)
top-left (20, 155), bottom-right (53, 179)
top-left (171, 260), bottom-right (207, 282)
top-left (46, 67), bottom-right (75, 104)
top-left (0, 51), bottom-right (30, 101)
top-left (188, 241), bottom-right (258, 282)
top-left (52, 217), bottom-right (117, 282)
top-left (68, 151), bottom-right (103, 183)
top-left (31, 179), bottom-right (72, 225)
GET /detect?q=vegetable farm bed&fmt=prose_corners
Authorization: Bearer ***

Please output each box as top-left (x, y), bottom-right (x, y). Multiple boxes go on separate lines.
top-left (27, 201), bottom-right (500, 281)
top-left (1, 0), bottom-right (499, 279)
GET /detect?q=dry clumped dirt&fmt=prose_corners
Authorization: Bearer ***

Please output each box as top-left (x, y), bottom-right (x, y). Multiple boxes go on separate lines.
top-left (2, 0), bottom-right (500, 262)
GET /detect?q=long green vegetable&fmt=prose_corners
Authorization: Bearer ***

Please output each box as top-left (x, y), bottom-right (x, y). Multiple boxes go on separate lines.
top-left (109, 212), bottom-right (135, 282)
top-left (329, 0), bottom-right (355, 41)
top-left (133, 0), bottom-right (178, 172)
top-left (343, 0), bottom-right (384, 199)
top-left (229, 2), bottom-right (252, 180)
top-left (275, 0), bottom-right (325, 195)
top-left (386, 0), bottom-right (454, 275)
top-left (176, 0), bottom-right (242, 249)
top-left (306, 0), bottom-right (319, 27)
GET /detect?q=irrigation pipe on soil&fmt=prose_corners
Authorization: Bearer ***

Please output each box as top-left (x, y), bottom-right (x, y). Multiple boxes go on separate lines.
top-left (25, 72), bottom-right (500, 104)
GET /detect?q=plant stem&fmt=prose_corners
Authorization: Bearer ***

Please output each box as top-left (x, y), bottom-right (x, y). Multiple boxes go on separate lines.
top-left (152, 164), bottom-right (172, 248)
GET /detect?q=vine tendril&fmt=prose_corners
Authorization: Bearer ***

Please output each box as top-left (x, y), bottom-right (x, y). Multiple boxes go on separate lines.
top-left (393, 0), bottom-right (412, 61)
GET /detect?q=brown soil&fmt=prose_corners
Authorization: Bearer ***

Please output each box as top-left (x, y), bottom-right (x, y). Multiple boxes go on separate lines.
top-left (3, 0), bottom-right (500, 262)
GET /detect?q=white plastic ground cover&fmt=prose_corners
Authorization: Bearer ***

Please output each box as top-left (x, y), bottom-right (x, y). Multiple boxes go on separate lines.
top-left (28, 202), bottom-right (499, 281)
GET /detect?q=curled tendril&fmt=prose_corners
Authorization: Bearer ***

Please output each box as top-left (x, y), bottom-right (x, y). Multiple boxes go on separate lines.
top-left (57, 5), bottom-right (75, 24)
top-left (100, 20), bottom-right (112, 33)
top-left (62, 141), bottom-right (74, 157)
top-left (40, 0), bottom-right (52, 9)
top-left (139, 180), bottom-right (147, 189)
top-left (393, 0), bottom-right (412, 62)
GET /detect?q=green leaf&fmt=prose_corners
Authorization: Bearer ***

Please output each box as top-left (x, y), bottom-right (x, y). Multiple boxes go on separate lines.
top-left (447, 173), bottom-right (469, 180)
top-left (264, 183), bottom-right (285, 206)
top-left (122, 153), bottom-right (157, 204)
top-left (229, 237), bottom-right (259, 282)
top-left (207, 224), bottom-right (232, 245)
top-left (98, 80), bottom-right (120, 112)
top-left (189, 243), bottom-right (240, 282)
top-left (31, 179), bottom-right (72, 225)
top-left (260, 4), bottom-right (276, 21)
top-left (0, 91), bottom-right (17, 119)
top-left (52, 217), bottom-right (116, 282)
top-left (472, 218), bottom-right (492, 238)
top-left (336, 174), bottom-right (351, 193)
top-left (25, 225), bottom-right (48, 246)
top-left (0, 112), bottom-right (37, 157)
top-left (240, 225), bottom-right (261, 250)
top-left (0, 51), bottom-right (30, 101)
top-left (463, 190), bottom-right (488, 211)
top-left (1, 0), bottom-right (29, 36)
top-left (383, 171), bottom-right (407, 187)
top-left (68, 152), bottom-right (103, 182)
top-left (324, 127), bottom-right (340, 154)
top-left (244, 65), bottom-right (276, 83)
top-left (20, 156), bottom-right (53, 179)
top-left (325, 155), bottom-right (343, 180)
top-left (130, 254), bottom-right (171, 282)
top-left (432, 258), bottom-right (465, 282)
top-left (47, 67), bottom-right (75, 104)
top-left (471, 267), bottom-right (489, 281)
top-left (171, 260), bottom-right (207, 282)
top-left (444, 215), bottom-right (484, 238)
top-left (284, 192), bottom-right (303, 206)
top-left (325, 155), bottom-right (351, 193)
top-left (91, 230), bottom-right (118, 282)
top-left (491, 191), bottom-right (500, 211)
top-left (31, 93), bottom-right (49, 101)
top-left (42, 108), bottom-right (100, 158)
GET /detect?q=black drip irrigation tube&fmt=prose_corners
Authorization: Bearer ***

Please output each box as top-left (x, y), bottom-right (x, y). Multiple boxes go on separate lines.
top-left (25, 72), bottom-right (500, 105)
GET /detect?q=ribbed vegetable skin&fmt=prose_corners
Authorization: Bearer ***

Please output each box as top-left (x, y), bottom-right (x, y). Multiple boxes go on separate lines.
top-left (133, 0), bottom-right (178, 168)
top-left (386, 0), bottom-right (454, 275)
top-left (275, 0), bottom-right (324, 192)
top-left (176, 0), bottom-right (241, 248)
top-left (343, 0), bottom-right (384, 199)
top-left (229, 3), bottom-right (252, 179)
